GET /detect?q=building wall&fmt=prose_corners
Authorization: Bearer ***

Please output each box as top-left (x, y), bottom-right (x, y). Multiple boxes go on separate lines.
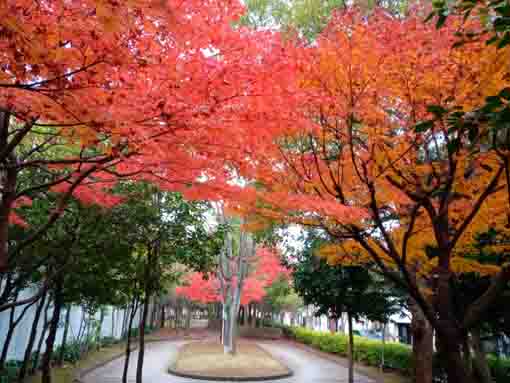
top-left (282, 305), bottom-right (409, 344)
top-left (0, 285), bottom-right (139, 361)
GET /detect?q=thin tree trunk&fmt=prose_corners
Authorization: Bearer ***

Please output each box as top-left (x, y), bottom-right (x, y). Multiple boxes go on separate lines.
top-left (149, 298), bottom-right (155, 329)
top-left (121, 306), bottom-right (128, 338)
top-left (185, 302), bottom-right (191, 330)
top-left (160, 305), bottom-right (165, 329)
top-left (175, 304), bottom-right (180, 332)
top-left (136, 294), bottom-right (150, 383)
top-left (57, 305), bottom-right (71, 365)
top-left (0, 297), bottom-right (18, 369)
top-left (111, 307), bottom-right (116, 338)
top-left (122, 298), bottom-right (138, 383)
top-left (18, 289), bottom-right (47, 382)
top-left (222, 287), bottom-right (234, 354)
top-left (97, 307), bottom-right (105, 349)
top-left (347, 311), bottom-right (354, 383)
top-left (0, 296), bottom-right (38, 370)
top-left (380, 322), bottom-right (386, 374)
top-left (463, 336), bottom-right (472, 376)
top-left (470, 328), bottom-right (491, 383)
top-left (32, 298), bottom-right (52, 374)
top-left (41, 281), bottom-right (64, 383)
top-left (0, 111), bottom-right (14, 273)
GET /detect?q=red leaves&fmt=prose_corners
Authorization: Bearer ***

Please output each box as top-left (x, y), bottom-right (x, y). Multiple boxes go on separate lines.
top-left (177, 247), bottom-right (289, 304)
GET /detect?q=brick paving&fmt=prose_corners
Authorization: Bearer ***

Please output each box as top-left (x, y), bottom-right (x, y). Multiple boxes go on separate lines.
top-left (82, 339), bottom-right (374, 383)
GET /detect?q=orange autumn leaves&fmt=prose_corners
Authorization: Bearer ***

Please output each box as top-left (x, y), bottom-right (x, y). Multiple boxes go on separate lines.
top-left (231, 7), bottom-right (510, 278)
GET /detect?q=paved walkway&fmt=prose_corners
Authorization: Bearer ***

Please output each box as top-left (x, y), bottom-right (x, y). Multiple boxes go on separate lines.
top-left (83, 340), bottom-right (374, 383)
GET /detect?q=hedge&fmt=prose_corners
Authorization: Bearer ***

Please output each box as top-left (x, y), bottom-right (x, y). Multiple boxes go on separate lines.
top-left (285, 326), bottom-right (510, 382)
top-left (288, 326), bottom-right (413, 375)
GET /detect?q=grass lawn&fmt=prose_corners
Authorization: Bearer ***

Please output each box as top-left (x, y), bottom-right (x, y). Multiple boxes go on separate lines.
top-left (171, 341), bottom-right (291, 378)
top-left (26, 342), bottom-right (127, 383)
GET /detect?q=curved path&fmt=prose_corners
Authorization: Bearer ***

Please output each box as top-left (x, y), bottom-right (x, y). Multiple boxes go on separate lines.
top-left (83, 340), bottom-right (374, 383)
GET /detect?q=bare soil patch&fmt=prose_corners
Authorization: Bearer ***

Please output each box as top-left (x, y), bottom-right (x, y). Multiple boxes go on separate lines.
top-left (170, 341), bottom-right (291, 380)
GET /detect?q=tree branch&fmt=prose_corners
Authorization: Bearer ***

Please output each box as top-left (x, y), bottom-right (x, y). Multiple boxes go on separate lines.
top-left (463, 263), bottom-right (510, 330)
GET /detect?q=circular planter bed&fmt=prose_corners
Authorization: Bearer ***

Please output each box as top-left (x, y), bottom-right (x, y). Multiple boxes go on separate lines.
top-left (168, 341), bottom-right (292, 381)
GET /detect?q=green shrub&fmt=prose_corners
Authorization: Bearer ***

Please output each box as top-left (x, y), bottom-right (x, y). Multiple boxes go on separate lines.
top-left (288, 327), bottom-right (412, 375)
top-left (0, 360), bottom-right (22, 383)
top-left (52, 341), bottom-right (84, 363)
top-left (100, 336), bottom-right (117, 346)
top-left (488, 354), bottom-right (510, 382)
top-left (287, 326), bottom-right (510, 382)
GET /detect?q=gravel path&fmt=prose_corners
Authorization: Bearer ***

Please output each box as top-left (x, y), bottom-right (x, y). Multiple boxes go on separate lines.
top-left (82, 340), bottom-right (374, 383)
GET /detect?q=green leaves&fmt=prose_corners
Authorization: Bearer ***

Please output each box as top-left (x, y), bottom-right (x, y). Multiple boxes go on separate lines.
top-left (414, 120), bottom-right (434, 133)
top-left (413, 105), bottom-right (449, 134)
top-left (427, 105), bottom-right (448, 118)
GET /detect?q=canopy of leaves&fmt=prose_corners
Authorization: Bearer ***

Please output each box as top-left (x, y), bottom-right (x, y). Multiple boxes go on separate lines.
top-left (293, 230), bottom-right (400, 321)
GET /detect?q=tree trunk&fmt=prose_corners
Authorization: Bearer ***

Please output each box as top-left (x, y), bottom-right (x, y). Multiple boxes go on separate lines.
top-left (222, 288), bottom-right (234, 354)
top-left (32, 298), bottom-right (52, 374)
top-left (239, 305), bottom-right (244, 326)
top-left (57, 305), bottom-right (71, 365)
top-left (410, 299), bottom-right (433, 383)
top-left (380, 322), bottom-right (386, 373)
top-left (112, 307), bottom-right (116, 338)
top-left (0, 299), bottom-right (18, 369)
top-left (18, 289), bottom-right (47, 382)
top-left (185, 302), bottom-right (192, 330)
top-left (160, 305), bottom-right (165, 329)
top-left (122, 299), bottom-right (138, 383)
top-left (121, 305), bottom-right (129, 338)
top-left (471, 328), bottom-right (491, 383)
top-left (97, 307), bottom-right (105, 349)
top-left (347, 311), bottom-right (354, 383)
top-left (0, 111), bottom-right (14, 273)
top-left (435, 262), bottom-right (477, 383)
top-left (136, 295), bottom-right (150, 383)
top-left (41, 281), bottom-right (64, 383)
top-left (439, 335), bottom-right (478, 383)
top-left (175, 304), bottom-right (180, 331)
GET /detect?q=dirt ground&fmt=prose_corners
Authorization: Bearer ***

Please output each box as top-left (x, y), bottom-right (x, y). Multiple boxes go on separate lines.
top-left (172, 340), bottom-right (291, 378)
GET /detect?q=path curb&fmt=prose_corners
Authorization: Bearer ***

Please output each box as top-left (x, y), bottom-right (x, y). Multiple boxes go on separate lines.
top-left (167, 340), bottom-right (293, 382)
top-left (279, 338), bottom-right (408, 383)
top-left (72, 336), bottom-right (184, 382)
top-left (167, 367), bottom-right (293, 382)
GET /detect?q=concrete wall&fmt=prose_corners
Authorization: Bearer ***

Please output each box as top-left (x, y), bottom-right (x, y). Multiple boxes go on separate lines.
top-left (0, 285), bottom-right (140, 361)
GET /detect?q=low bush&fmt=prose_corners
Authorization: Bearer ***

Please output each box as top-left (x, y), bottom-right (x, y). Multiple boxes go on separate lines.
top-left (286, 326), bottom-right (510, 382)
top-left (289, 327), bottom-right (412, 374)
top-left (101, 336), bottom-right (117, 346)
top-left (0, 360), bottom-right (21, 383)
top-left (53, 341), bottom-right (82, 363)
top-left (487, 355), bottom-right (510, 383)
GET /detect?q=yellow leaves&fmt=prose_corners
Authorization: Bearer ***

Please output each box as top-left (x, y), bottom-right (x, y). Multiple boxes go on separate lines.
top-left (449, 42), bottom-right (510, 111)
top-left (60, 124), bottom-right (99, 147)
top-left (450, 257), bottom-right (500, 276)
top-left (316, 241), bottom-right (369, 266)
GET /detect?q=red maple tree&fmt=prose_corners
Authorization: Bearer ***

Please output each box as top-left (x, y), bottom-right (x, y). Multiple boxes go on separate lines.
top-left (176, 246), bottom-right (289, 305)
top-left (0, 0), bottom-right (295, 274)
